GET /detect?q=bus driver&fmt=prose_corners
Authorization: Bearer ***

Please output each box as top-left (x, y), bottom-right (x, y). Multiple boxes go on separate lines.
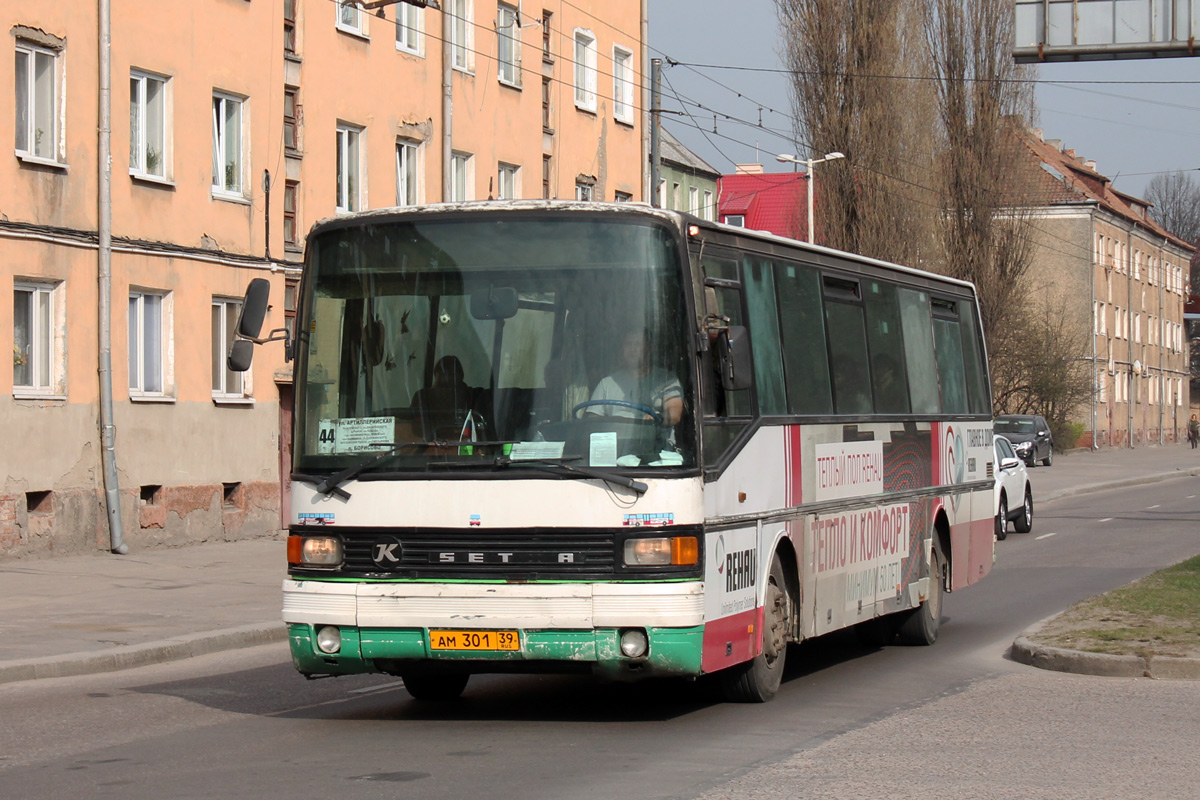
top-left (587, 329), bottom-right (684, 427)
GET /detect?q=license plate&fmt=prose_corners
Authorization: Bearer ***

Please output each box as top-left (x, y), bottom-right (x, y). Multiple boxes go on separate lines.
top-left (429, 629), bottom-right (520, 651)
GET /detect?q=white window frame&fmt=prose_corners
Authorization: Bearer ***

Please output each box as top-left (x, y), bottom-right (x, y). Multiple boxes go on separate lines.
top-left (688, 186), bottom-right (699, 215)
top-left (395, 1), bottom-right (423, 55)
top-left (211, 91), bottom-right (245, 198)
top-left (15, 40), bottom-right (63, 164)
top-left (447, 0), bottom-right (473, 73)
top-left (212, 298), bottom-right (250, 401)
top-left (497, 3), bottom-right (522, 87)
top-left (497, 162), bottom-right (519, 200)
top-left (128, 290), bottom-right (172, 399)
top-left (724, 214), bottom-right (745, 228)
top-left (336, 0), bottom-right (367, 37)
top-left (612, 45), bottom-right (634, 124)
top-left (336, 123), bottom-right (364, 213)
top-left (130, 70), bottom-right (170, 181)
top-left (451, 151), bottom-right (473, 202)
top-left (13, 281), bottom-right (63, 397)
top-left (396, 139), bottom-right (420, 206)
top-left (573, 29), bottom-right (598, 112)
top-left (702, 190), bottom-right (714, 221)
top-left (574, 181), bottom-right (594, 201)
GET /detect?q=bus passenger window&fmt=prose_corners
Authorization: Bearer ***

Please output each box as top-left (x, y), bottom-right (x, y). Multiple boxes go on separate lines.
top-left (863, 281), bottom-right (911, 414)
top-left (958, 301), bottom-right (990, 414)
top-left (932, 299), bottom-right (969, 414)
top-left (897, 288), bottom-right (939, 414)
top-left (776, 263), bottom-right (832, 415)
top-left (825, 302), bottom-right (872, 414)
top-left (742, 258), bottom-right (786, 415)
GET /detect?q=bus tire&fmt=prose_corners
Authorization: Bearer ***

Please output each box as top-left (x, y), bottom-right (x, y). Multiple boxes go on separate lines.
top-left (719, 552), bottom-right (792, 703)
top-left (401, 672), bottom-right (469, 701)
top-left (897, 540), bottom-right (944, 646)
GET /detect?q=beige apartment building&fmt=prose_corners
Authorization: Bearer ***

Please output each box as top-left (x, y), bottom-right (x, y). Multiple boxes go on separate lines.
top-left (1020, 129), bottom-right (1193, 449)
top-left (2, 0), bottom-right (648, 557)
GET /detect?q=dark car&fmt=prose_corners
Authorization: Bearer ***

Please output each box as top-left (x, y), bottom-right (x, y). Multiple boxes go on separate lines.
top-left (994, 414), bottom-right (1053, 467)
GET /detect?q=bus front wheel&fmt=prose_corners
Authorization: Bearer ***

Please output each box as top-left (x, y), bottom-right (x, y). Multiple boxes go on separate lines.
top-left (897, 541), bottom-right (944, 646)
top-left (719, 552), bottom-right (793, 703)
top-left (401, 672), bottom-right (469, 701)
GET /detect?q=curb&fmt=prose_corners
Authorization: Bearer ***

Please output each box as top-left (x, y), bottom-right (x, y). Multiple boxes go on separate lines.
top-left (1010, 617), bottom-right (1200, 681)
top-left (1040, 466), bottom-right (1200, 504)
top-left (0, 623), bottom-right (287, 686)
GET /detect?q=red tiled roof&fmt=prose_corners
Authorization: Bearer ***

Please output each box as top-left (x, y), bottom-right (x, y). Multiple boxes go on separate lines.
top-left (717, 172), bottom-right (808, 239)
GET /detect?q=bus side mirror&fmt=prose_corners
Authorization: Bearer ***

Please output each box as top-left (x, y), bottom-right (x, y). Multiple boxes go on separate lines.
top-left (228, 278), bottom-right (291, 372)
top-left (227, 339), bottom-right (256, 372)
top-left (717, 325), bottom-right (753, 391)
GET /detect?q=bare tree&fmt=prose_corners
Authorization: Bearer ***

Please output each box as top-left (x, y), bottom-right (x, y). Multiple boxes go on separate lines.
top-left (1145, 170), bottom-right (1200, 245)
top-left (776, 0), bottom-right (937, 266)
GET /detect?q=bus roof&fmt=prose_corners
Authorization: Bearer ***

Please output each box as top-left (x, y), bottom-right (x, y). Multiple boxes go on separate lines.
top-left (306, 200), bottom-right (979, 296)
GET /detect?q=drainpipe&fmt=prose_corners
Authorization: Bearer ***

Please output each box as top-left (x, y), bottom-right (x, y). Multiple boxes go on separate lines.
top-left (641, 0), bottom-right (650, 201)
top-left (442, 5), bottom-right (452, 200)
top-left (1128, 230), bottom-right (1134, 447)
top-left (1091, 216), bottom-right (1097, 449)
top-left (98, 0), bottom-right (127, 554)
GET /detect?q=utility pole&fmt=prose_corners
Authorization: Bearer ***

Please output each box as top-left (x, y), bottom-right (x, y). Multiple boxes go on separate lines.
top-left (650, 58), bottom-right (661, 208)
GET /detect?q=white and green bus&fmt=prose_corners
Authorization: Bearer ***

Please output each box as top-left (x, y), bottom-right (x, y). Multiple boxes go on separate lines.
top-left (233, 201), bottom-right (995, 702)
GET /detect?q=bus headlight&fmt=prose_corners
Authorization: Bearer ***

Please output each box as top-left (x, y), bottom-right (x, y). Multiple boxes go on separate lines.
top-left (316, 625), bottom-right (341, 654)
top-left (623, 536), bottom-right (699, 566)
top-left (288, 535), bottom-right (343, 567)
top-left (619, 628), bottom-right (648, 658)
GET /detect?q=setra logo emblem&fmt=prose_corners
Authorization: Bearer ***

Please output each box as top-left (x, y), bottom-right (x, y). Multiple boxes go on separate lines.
top-left (371, 537), bottom-right (403, 567)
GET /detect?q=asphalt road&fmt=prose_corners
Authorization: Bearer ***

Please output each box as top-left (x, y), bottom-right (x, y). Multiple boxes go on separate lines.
top-left (2, 477), bottom-right (1198, 800)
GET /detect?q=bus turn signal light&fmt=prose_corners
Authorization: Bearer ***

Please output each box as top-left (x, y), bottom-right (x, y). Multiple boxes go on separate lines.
top-left (623, 536), bottom-right (699, 566)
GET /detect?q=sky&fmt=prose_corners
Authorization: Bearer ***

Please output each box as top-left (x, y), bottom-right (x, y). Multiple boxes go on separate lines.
top-left (647, 0), bottom-right (1200, 201)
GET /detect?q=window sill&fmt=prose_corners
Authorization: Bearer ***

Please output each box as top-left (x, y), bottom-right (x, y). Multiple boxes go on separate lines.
top-left (131, 172), bottom-right (176, 189)
top-left (213, 395), bottom-right (255, 407)
top-left (16, 152), bottom-right (68, 171)
top-left (13, 391), bottom-right (66, 402)
top-left (212, 190), bottom-right (251, 205)
top-left (452, 65), bottom-right (475, 77)
top-left (130, 394), bottom-right (176, 404)
top-left (285, 52), bottom-right (302, 64)
top-left (574, 102), bottom-right (598, 116)
top-left (499, 77), bottom-right (523, 91)
top-left (335, 26), bottom-right (370, 42)
top-left (615, 115), bottom-right (635, 128)
top-left (396, 44), bottom-right (423, 58)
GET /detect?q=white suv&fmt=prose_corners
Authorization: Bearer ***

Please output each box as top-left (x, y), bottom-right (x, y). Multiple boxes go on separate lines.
top-left (994, 434), bottom-right (1033, 540)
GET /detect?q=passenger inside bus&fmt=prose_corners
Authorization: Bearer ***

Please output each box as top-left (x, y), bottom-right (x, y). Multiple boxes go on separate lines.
top-left (409, 355), bottom-right (487, 440)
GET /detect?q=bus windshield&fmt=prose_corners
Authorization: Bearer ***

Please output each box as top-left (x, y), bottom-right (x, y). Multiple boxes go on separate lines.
top-left (294, 213), bottom-right (696, 476)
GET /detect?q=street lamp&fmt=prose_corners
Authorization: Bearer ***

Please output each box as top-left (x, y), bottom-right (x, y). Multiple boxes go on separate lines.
top-left (776, 151), bottom-right (845, 244)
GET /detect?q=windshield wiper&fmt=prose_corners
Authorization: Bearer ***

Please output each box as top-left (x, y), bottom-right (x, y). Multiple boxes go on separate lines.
top-left (306, 440), bottom-right (516, 498)
top-left (492, 456), bottom-right (649, 496)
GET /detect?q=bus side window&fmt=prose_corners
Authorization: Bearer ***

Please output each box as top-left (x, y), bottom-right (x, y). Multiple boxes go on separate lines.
top-left (957, 301), bottom-right (990, 414)
top-left (823, 276), bottom-right (873, 415)
top-left (776, 262), bottom-right (832, 415)
top-left (897, 288), bottom-right (940, 414)
top-left (700, 253), bottom-right (751, 469)
top-left (863, 280), bottom-right (911, 414)
top-left (742, 257), bottom-right (787, 415)
top-left (931, 297), bottom-right (969, 414)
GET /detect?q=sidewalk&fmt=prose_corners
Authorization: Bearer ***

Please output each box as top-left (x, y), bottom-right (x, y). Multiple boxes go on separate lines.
top-left (2, 443), bottom-right (1198, 685)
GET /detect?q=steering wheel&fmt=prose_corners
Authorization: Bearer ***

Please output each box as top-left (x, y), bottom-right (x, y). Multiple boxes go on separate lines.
top-left (571, 399), bottom-right (663, 425)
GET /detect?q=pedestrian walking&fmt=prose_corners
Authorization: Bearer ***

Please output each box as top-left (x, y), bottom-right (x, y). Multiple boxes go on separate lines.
top-left (1189, 414), bottom-right (1199, 450)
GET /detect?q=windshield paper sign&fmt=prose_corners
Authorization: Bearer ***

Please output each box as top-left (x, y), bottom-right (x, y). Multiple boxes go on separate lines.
top-left (316, 417), bottom-right (394, 454)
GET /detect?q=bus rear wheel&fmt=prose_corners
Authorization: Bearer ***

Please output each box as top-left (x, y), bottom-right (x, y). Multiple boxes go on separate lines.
top-left (897, 541), bottom-right (944, 646)
top-left (719, 552), bottom-right (792, 703)
top-left (401, 672), bottom-right (469, 701)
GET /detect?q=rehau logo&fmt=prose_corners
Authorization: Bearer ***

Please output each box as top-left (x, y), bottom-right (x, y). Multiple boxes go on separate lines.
top-left (725, 548), bottom-right (757, 592)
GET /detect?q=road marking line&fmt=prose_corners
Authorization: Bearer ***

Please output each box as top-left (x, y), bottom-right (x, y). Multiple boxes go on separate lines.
top-left (349, 680), bottom-right (405, 695)
top-left (1036, 532), bottom-right (1057, 540)
top-left (1146, 504), bottom-right (1160, 509)
top-left (1188, 495), bottom-right (1196, 500)
top-left (1098, 517), bottom-right (1113, 522)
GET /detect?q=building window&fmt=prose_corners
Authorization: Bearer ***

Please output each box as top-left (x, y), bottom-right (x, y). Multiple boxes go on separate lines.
top-left (15, 40), bottom-right (61, 162)
top-left (614, 190), bottom-right (632, 202)
top-left (211, 91), bottom-right (244, 196)
top-left (542, 155), bottom-right (552, 199)
top-left (130, 71), bottom-right (168, 179)
top-left (497, 3), bottom-right (521, 87)
top-left (573, 30), bottom-right (597, 112)
top-left (336, 124), bottom-right (363, 212)
top-left (129, 291), bottom-right (166, 396)
top-left (283, 180), bottom-right (300, 249)
top-left (688, 186), bottom-right (699, 215)
top-left (283, 86), bottom-right (299, 153)
top-left (497, 162), bottom-right (519, 200)
top-left (702, 190), bottom-right (714, 220)
top-left (284, 0), bottom-right (298, 55)
top-left (396, 1), bottom-right (423, 54)
top-left (542, 77), bottom-right (552, 130)
top-left (447, 0), bottom-right (472, 72)
top-left (13, 282), bottom-right (60, 394)
top-left (451, 151), bottom-right (472, 202)
top-left (542, 11), bottom-right (553, 61)
top-left (575, 180), bottom-right (594, 201)
top-left (212, 299), bottom-right (246, 398)
top-left (724, 215), bottom-right (745, 228)
top-left (396, 139), bottom-right (419, 206)
top-left (336, 0), bottom-right (365, 36)
top-left (612, 46), bottom-right (634, 124)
